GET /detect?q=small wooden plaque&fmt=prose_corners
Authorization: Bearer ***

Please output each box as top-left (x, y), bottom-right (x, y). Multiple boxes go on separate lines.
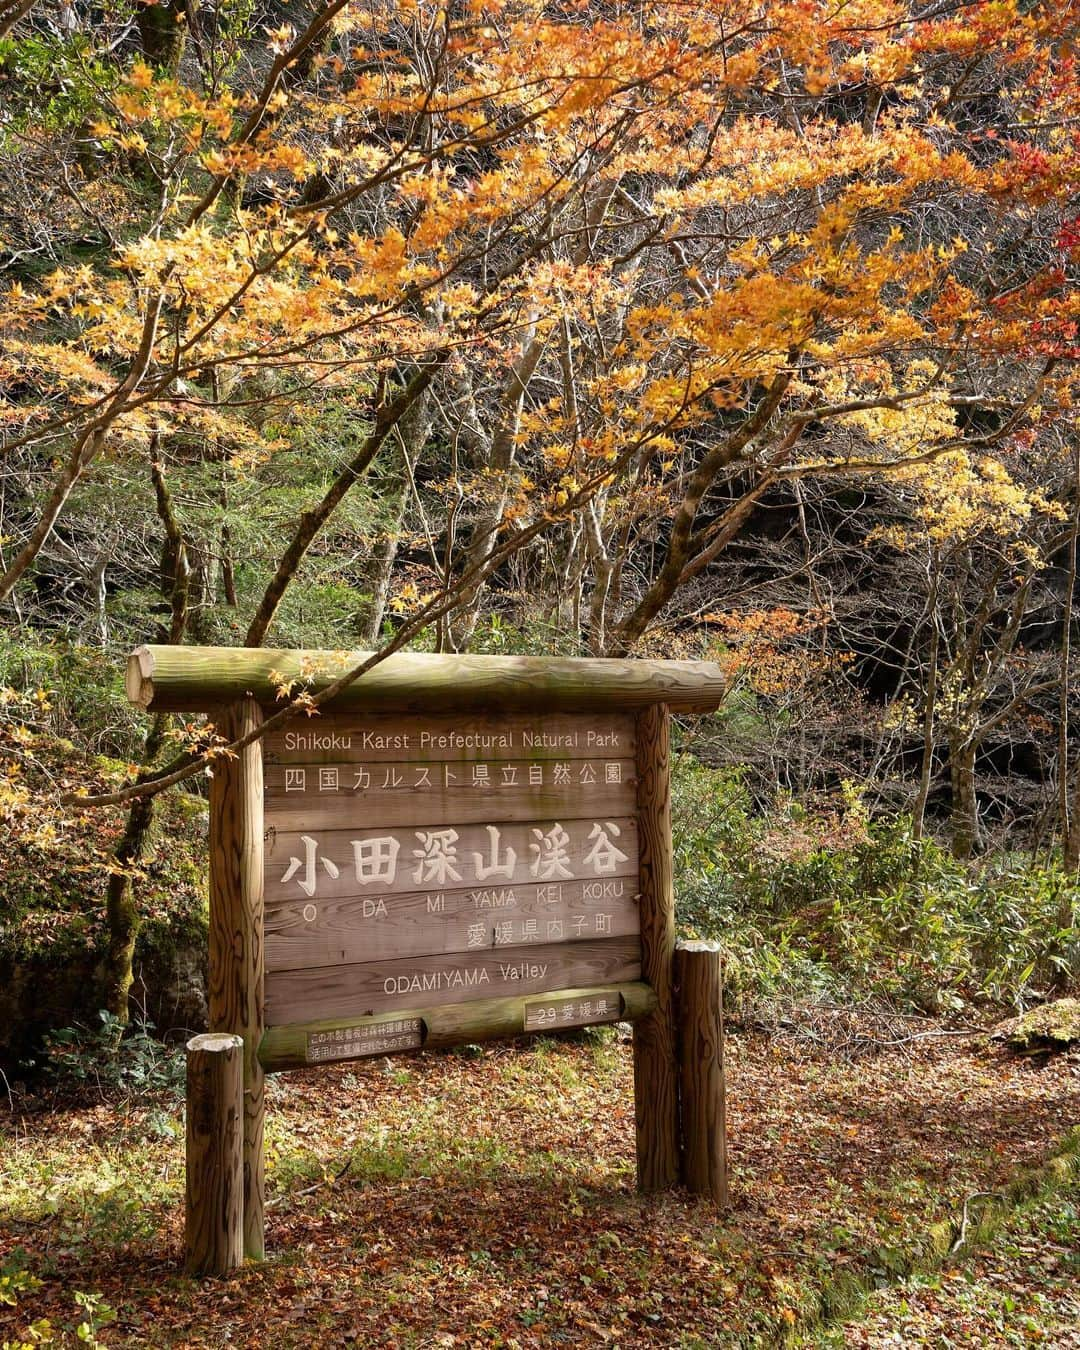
top-left (306, 1017), bottom-right (423, 1063)
top-left (524, 990), bottom-right (624, 1033)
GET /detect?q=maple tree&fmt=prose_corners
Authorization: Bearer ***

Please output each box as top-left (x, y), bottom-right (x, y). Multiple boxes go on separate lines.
top-left (2, 0), bottom-right (1076, 621)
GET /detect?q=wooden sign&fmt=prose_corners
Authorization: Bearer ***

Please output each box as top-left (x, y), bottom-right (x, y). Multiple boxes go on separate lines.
top-left (126, 644), bottom-right (730, 1274)
top-left (262, 710), bottom-right (641, 1029)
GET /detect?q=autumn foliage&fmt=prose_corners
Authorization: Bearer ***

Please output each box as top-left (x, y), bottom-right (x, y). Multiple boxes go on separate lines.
top-left (1, 0), bottom-right (1076, 631)
top-left (0, 0), bottom-right (1077, 1013)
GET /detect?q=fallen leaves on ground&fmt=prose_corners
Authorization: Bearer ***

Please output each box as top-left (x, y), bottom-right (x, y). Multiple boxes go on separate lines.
top-left (0, 1026), bottom-right (1077, 1347)
top-left (814, 1176), bottom-right (1080, 1348)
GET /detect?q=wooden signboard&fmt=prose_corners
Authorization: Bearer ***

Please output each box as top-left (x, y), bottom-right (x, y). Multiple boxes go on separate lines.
top-left (126, 646), bottom-right (728, 1274)
top-left (262, 710), bottom-right (641, 1038)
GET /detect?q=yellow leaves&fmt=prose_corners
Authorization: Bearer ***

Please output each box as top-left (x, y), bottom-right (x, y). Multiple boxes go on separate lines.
top-left (117, 130), bottom-right (148, 154)
top-left (818, 359), bottom-right (958, 462)
top-left (348, 227), bottom-right (413, 300)
top-left (0, 763), bottom-right (31, 819)
top-left (610, 364), bottom-right (647, 394)
top-left (201, 140), bottom-right (311, 181)
top-left (268, 668), bottom-right (302, 701)
top-left (869, 447), bottom-right (1064, 550)
top-left (390, 581), bottom-right (436, 615)
top-left (439, 281), bottom-right (481, 319)
top-left (128, 60), bottom-right (153, 91)
top-left (265, 24), bottom-right (297, 56)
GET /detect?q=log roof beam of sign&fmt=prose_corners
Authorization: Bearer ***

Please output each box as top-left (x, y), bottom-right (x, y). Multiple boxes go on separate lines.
top-left (126, 646), bottom-right (727, 715)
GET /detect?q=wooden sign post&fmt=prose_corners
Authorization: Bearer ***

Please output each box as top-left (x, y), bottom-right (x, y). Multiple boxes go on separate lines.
top-left (633, 703), bottom-right (679, 1191)
top-left (207, 699), bottom-right (265, 1262)
top-left (675, 940), bottom-right (728, 1205)
top-left (184, 1033), bottom-right (244, 1275)
top-left (126, 647), bottom-right (728, 1272)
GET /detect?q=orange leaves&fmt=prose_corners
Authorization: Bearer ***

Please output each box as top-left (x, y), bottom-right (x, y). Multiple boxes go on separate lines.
top-left (347, 226), bottom-right (415, 301)
top-left (1, 0), bottom-right (1074, 553)
top-left (127, 59), bottom-right (153, 92)
top-left (707, 608), bottom-right (835, 700)
top-left (2, 339), bottom-right (114, 396)
top-left (911, 0), bottom-right (1032, 59)
top-left (201, 141), bottom-right (312, 181)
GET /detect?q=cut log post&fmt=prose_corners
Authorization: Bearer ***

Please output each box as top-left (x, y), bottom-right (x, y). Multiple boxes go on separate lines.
top-left (632, 703), bottom-right (680, 1191)
top-left (127, 644), bottom-right (727, 715)
top-left (185, 1033), bottom-right (244, 1276)
top-left (675, 940), bottom-right (728, 1205)
top-left (208, 698), bottom-right (265, 1261)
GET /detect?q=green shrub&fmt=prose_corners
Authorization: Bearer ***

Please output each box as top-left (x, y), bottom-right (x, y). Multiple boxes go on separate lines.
top-left (39, 1012), bottom-right (185, 1100)
top-left (0, 636), bottom-right (139, 760)
top-left (670, 756), bottom-right (1080, 1015)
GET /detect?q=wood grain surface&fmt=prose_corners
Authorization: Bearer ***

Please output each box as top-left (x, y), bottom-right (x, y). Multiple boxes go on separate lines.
top-left (264, 758), bottom-right (636, 831)
top-left (632, 704), bottom-right (679, 1193)
top-left (265, 935), bottom-right (642, 1024)
top-left (208, 698), bottom-right (265, 1261)
top-left (265, 873), bottom-right (639, 970)
top-left (128, 645), bottom-right (727, 714)
top-left (265, 711), bottom-right (635, 763)
top-left (675, 940), bottom-right (728, 1205)
top-left (265, 816), bottom-right (639, 903)
top-left (184, 1033), bottom-right (244, 1276)
top-left (258, 980), bottom-right (658, 1071)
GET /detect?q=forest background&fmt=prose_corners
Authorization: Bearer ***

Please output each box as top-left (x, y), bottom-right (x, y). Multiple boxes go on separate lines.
top-left (0, 0), bottom-right (1078, 1066)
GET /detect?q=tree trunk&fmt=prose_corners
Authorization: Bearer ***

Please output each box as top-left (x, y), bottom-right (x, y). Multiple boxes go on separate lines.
top-left (1065, 768), bottom-right (1080, 872)
top-left (101, 711), bottom-right (174, 1023)
top-left (101, 785), bottom-right (157, 1024)
top-left (357, 391), bottom-right (433, 643)
top-left (949, 732), bottom-right (981, 860)
top-left (137, 0), bottom-right (193, 71)
top-left (99, 451), bottom-right (188, 1025)
top-left (356, 528), bottom-right (400, 645)
top-left (1059, 446), bottom-right (1080, 862)
top-left (607, 376), bottom-right (791, 656)
top-left (912, 558), bottom-right (941, 843)
top-left (448, 321), bottom-right (544, 651)
top-left (245, 365), bottom-right (437, 648)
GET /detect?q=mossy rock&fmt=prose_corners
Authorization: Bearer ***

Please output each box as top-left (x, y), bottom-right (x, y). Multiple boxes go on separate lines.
top-left (993, 999), bottom-right (1080, 1054)
top-left (0, 920), bottom-right (208, 1069)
